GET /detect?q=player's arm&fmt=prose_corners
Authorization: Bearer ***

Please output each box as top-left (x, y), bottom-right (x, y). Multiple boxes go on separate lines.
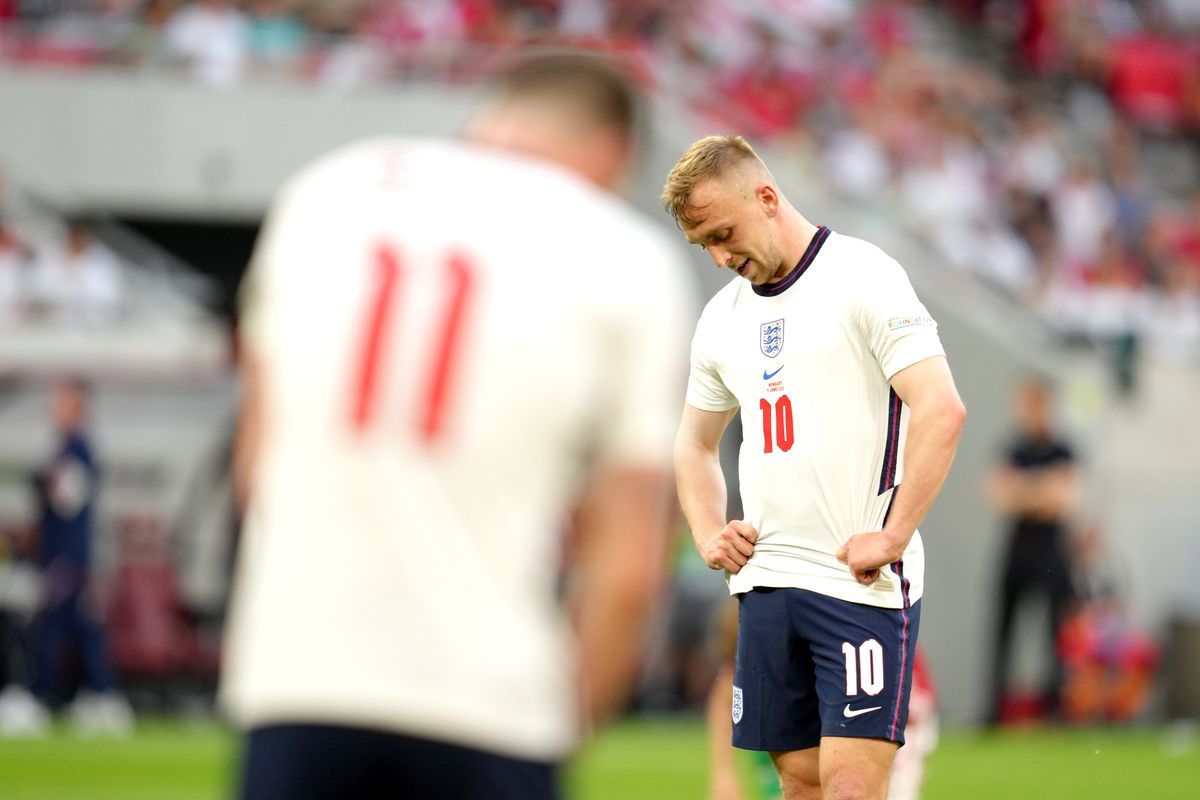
top-left (838, 355), bottom-right (966, 584)
top-left (674, 404), bottom-right (757, 573)
top-left (232, 351), bottom-right (264, 512)
top-left (986, 462), bottom-right (1078, 519)
top-left (571, 465), bottom-right (675, 728)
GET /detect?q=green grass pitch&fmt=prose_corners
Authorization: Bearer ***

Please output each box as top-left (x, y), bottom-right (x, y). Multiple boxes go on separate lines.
top-left (0, 717), bottom-right (1197, 799)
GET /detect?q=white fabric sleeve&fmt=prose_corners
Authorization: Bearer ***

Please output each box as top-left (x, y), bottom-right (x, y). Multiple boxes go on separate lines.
top-left (592, 239), bottom-right (697, 469)
top-left (855, 255), bottom-right (946, 380)
top-left (684, 310), bottom-right (738, 412)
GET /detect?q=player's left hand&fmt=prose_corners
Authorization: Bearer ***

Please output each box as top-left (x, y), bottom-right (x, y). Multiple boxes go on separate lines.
top-left (835, 532), bottom-right (903, 586)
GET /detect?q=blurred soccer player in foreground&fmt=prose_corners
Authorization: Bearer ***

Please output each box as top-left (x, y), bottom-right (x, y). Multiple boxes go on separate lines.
top-left (665, 136), bottom-right (964, 800)
top-left (221, 54), bottom-right (694, 799)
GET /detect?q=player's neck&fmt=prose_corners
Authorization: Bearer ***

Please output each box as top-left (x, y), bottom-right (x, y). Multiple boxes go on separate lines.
top-left (773, 210), bottom-right (819, 280)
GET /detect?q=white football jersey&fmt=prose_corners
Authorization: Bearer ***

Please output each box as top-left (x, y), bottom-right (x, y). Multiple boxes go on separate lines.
top-left (220, 138), bottom-right (694, 760)
top-left (686, 227), bottom-right (945, 609)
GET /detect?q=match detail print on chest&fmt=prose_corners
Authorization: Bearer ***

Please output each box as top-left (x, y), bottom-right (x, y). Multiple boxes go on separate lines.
top-left (756, 316), bottom-right (792, 453)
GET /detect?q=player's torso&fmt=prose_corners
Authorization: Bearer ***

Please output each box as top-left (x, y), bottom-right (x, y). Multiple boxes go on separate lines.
top-left (229, 139), bottom-right (668, 757)
top-left (703, 234), bottom-right (916, 603)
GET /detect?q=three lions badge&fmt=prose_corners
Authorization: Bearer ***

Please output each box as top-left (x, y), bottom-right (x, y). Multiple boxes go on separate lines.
top-left (760, 319), bottom-right (784, 358)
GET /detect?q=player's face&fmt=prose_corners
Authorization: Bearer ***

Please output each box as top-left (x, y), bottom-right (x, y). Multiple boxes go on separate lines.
top-left (51, 383), bottom-right (85, 432)
top-left (683, 176), bottom-right (785, 285)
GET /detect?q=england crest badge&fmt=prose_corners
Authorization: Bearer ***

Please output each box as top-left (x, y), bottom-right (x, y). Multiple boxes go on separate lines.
top-left (732, 685), bottom-right (744, 724)
top-left (760, 319), bottom-right (784, 358)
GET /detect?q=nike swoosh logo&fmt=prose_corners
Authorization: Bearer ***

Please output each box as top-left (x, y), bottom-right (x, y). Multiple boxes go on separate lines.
top-left (843, 704), bottom-right (883, 718)
top-left (762, 365), bottom-right (784, 380)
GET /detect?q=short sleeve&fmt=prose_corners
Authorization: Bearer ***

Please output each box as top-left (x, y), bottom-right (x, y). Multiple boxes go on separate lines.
top-left (855, 255), bottom-right (945, 380)
top-left (684, 315), bottom-right (738, 412)
top-left (590, 237), bottom-right (697, 469)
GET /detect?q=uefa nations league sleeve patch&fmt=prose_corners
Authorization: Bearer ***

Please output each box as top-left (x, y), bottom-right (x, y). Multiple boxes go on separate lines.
top-left (732, 685), bottom-right (744, 724)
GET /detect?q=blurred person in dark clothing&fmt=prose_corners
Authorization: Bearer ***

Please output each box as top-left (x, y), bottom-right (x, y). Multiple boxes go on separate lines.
top-left (984, 377), bottom-right (1079, 724)
top-left (29, 378), bottom-right (132, 735)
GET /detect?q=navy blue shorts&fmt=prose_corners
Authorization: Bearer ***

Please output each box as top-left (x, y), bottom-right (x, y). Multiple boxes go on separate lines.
top-left (732, 587), bottom-right (921, 752)
top-left (238, 723), bottom-right (559, 800)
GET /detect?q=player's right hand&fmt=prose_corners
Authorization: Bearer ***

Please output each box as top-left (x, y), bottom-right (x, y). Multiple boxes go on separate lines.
top-left (700, 520), bottom-right (758, 573)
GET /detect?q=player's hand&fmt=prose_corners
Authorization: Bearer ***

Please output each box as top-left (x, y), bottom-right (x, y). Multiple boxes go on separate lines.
top-left (699, 520), bottom-right (758, 573)
top-left (835, 531), bottom-right (902, 585)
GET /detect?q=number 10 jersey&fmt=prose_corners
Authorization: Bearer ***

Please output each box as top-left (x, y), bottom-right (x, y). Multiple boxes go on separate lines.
top-left (685, 228), bottom-right (945, 609)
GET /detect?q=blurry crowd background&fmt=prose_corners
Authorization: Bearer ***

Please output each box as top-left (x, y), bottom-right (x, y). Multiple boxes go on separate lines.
top-left (1, 0), bottom-right (1198, 380)
top-left (0, 0), bottom-right (1198, 738)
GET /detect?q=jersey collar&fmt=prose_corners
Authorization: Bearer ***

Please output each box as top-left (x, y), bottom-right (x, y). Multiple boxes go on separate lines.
top-left (753, 225), bottom-right (831, 297)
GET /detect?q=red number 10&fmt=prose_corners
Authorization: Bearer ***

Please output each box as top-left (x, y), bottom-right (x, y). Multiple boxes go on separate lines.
top-left (350, 243), bottom-right (474, 443)
top-left (759, 395), bottom-right (794, 453)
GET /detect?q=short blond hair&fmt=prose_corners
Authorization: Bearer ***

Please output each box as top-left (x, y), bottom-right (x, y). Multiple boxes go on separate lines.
top-left (661, 135), bottom-right (766, 228)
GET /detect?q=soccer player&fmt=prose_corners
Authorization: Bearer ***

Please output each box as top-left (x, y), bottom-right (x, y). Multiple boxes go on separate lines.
top-left (221, 55), bottom-right (695, 799)
top-left (664, 135), bottom-right (965, 800)
top-left (29, 378), bottom-right (132, 735)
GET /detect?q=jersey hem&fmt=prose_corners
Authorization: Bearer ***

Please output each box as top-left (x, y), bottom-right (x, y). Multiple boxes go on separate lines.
top-left (727, 571), bottom-right (924, 610)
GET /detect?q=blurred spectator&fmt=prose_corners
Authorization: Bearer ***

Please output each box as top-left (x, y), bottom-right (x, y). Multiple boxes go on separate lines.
top-left (164, 0), bottom-right (250, 86)
top-left (307, 11), bottom-right (387, 91)
top-left (110, 0), bottom-right (177, 68)
top-left (1049, 159), bottom-right (1116, 281)
top-left (558, 0), bottom-right (610, 39)
top-left (247, 0), bottom-right (308, 70)
top-left (1145, 259), bottom-right (1200, 365)
top-left (0, 218), bottom-right (30, 324)
top-left (1001, 101), bottom-right (1066, 206)
top-left (1058, 521), bottom-right (1160, 724)
top-left (822, 106), bottom-right (891, 201)
top-left (1106, 27), bottom-right (1193, 132)
top-left (985, 377), bottom-right (1080, 725)
top-left (29, 220), bottom-right (123, 326)
top-left (0, 0), bottom-right (1196, 362)
top-left (30, 379), bottom-right (132, 735)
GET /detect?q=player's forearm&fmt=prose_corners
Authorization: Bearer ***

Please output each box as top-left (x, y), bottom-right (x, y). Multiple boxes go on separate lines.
top-left (882, 398), bottom-right (966, 553)
top-left (674, 442), bottom-right (729, 553)
top-left (233, 353), bottom-right (264, 512)
top-left (572, 470), bottom-right (674, 727)
top-left (576, 556), bottom-right (659, 726)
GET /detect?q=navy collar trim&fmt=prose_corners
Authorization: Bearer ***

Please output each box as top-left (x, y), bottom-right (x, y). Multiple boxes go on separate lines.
top-left (753, 226), bottom-right (831, 297)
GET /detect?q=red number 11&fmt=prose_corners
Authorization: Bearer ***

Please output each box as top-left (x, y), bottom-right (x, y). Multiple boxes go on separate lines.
top-left (350, 243), bottom-right (474, 443)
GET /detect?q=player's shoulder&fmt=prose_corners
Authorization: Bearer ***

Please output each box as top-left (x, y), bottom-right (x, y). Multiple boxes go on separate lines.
top-left (696, 276), bottom-right (750, 327)
top-left (824, 230), bottom-right (903, 276)
top-left (276, 137), bottom-right (458, 196)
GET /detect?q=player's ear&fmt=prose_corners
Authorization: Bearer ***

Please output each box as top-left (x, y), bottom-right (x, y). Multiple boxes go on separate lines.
top-left (757, 184), bottom-right (779, 218)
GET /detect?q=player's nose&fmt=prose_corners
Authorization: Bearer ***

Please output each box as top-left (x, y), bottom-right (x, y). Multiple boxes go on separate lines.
top-left (708, 246), bottom-right (730, 269)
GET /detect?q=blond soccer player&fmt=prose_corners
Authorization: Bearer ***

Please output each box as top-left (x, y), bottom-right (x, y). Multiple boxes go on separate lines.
top-left (665, 136), bottom-right (964, 800)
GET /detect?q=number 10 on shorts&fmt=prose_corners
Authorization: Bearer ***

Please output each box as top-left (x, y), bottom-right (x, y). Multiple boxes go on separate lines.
top-left (842, 639), bottom-right (884, 696)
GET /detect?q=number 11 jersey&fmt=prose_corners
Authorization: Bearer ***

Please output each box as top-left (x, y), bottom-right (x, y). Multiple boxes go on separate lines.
top-left (221, 138), bottom-right (695, 761)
